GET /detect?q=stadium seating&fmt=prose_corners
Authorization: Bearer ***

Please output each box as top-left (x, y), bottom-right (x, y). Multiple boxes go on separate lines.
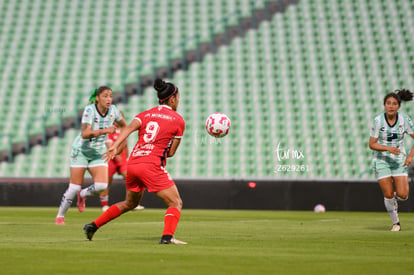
top-left (0, 0), bottom-right (413, 180)
top-left (0, 0), bottom-right (268, 144)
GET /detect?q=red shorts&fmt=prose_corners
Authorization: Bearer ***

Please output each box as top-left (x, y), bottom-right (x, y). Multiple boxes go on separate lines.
top-left (108, 159), bottom-right (127, 177)
top-left (125, 162), bottom-right (175, 193)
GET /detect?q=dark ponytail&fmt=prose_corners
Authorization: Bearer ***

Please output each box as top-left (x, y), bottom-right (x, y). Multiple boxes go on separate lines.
top-left (396, 89), bottom-right (413, 102)
top-left (383, 89), bottom-right (413, 106)
top-left (154, 78), bottom-right (178, 104)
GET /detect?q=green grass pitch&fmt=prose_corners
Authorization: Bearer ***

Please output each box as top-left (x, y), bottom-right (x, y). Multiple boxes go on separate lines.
top-left (0, 207), bottom-right (413, 275)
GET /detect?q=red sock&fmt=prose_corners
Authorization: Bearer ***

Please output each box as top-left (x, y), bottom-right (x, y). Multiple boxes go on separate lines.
top-left (100, 196), bottom-right (109, 207)
top-left (94, 205), bottom-right (122, 228)
top-left (162, 207), bottom-right (181, 236)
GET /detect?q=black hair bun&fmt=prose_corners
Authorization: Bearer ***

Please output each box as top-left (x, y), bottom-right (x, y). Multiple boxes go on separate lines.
top-left (154, 79), bottom-right (167, 92)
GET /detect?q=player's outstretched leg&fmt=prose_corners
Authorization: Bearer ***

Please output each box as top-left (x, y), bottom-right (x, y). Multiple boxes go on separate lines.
top-left (159, 207), bottom-right (187, 245)
top-left (83, 204), bottom-right (123, 240)
top-left (83, 222), bottom-right (98, 241)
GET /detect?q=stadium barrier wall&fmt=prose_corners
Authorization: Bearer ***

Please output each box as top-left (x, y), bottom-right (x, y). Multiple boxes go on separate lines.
top-left (1, 178), bottom-right (414, 212)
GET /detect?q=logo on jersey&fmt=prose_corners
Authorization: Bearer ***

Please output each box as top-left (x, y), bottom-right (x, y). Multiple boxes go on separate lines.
top-left (380, 127), bottom-right (385, 132)
top-left (84, 108), bottom-right (92, 118)
top-left (399, 125), bottom-right (404, 134)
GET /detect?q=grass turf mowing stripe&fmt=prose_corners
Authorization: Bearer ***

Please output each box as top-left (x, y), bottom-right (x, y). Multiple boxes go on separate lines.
top-left (0, 207), bottom-right (413, 275)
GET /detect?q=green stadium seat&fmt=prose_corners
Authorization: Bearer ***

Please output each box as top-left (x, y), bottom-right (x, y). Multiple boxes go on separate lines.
top-left (0, 0), bottom-right (412, 180)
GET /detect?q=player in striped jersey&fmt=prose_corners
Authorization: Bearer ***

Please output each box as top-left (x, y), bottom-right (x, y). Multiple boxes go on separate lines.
top-left (56, 86), bottom-right (127, 225)
top-left (83, 79), bottom-right (187, 244)
top-left (369, 89), bottom-right (414, 231)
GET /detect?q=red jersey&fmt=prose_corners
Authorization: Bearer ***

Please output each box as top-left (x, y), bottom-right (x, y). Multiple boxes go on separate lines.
top-left (129, 105), bottom-right (185, 167)
top-left (107, 130), bottom-right (127, 160)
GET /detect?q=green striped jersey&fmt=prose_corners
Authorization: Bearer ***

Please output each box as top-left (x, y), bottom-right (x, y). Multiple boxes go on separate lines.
top-left (370, 112), bottom-right (414, 162)
top-left (72, 104), bottom-right (122, 154)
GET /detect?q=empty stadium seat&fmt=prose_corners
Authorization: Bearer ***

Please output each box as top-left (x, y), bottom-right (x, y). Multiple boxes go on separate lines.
top-left (0, 0), bottom-right (413, 180)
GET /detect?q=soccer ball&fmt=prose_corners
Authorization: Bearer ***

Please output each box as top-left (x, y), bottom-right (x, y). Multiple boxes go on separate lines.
top-left (313, 204), bottom-right (326, 213)
top-left (205, 113), bottom-right (231, 138)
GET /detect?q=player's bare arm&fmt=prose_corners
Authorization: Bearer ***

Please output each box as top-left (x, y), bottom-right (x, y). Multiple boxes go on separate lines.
top-left (81, 123), bottom-right (116, 139)
top-left (369, 136), bottom-right (400, 155)
top-left (103, 119), bottom-right (141, 161)
top-left (113, 118), bottom-right (127, 129)
top-left (167, 138), bottom-right (181, 157)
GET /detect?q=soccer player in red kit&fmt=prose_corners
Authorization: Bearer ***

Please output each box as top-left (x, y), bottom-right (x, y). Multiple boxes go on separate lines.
top-left (83, 78), bottom-right (187, 244)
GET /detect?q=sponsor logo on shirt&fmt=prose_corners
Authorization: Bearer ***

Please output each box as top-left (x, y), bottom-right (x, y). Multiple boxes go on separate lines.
top-left (399, 125), bottom-right (404, 134)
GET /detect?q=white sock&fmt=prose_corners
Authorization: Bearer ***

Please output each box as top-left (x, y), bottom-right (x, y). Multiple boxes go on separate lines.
top-left (80, 182), bottom-right (108, 198)
top-left (56, 183), bottom-right (81, 218)
top-left (384, 197), bottom-right (399, 224)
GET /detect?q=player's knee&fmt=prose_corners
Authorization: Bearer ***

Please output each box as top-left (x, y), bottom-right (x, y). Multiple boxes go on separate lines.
top-left (166, 197), bottom-right (182, 210)
top-left (174, 197), bottom-right (183, 210)
top-left (94, 182), bottom-right (108, 193)
top-left (396, 194), bottom-right (409, 201)
top-left (124, 200), bottom-right (137, 210)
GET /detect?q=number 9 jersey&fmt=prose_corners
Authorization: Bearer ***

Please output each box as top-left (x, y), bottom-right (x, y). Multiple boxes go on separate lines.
top-left (129, 105), bottom-right (185, 167)
top-left (370, 112), bottom-right (414, 163)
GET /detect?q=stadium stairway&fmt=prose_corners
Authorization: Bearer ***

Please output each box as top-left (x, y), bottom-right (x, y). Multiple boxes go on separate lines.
top-left (0, 0), bottom-right (298, 163)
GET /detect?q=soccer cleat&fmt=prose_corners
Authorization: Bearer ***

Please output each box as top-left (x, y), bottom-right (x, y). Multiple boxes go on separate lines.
top-left (391, 223), bottom-right (401, 232)
top-left (55, 217), bottom-right (65, 225)
top-left (77, 192), bottom-right (86, 212)
top-left (134, 205), bottom-right (145, 211)
top-left (169, 238), bottom-right (187, 245)
top-left (159, 237), bottom-right (187, 245)
top-left (83, 222), bottom-right (98, 241)
top-left (102, 205), bottom-right (109, 212)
